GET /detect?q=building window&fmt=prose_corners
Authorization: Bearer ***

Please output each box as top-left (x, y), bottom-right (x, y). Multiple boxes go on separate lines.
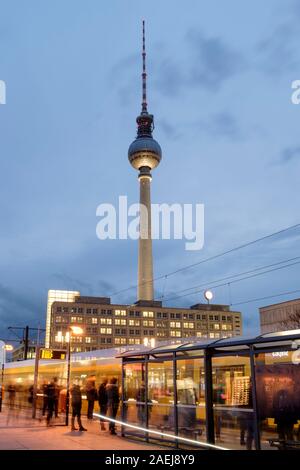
top-left (222, 324), bottom-right (227, 330)
top-left (71, 308), bottom-right (77, 313)
top-left (170, 313), bottom-right (175, 319)
top-left (85, 337), bottom-right (91, 343)
top-left (92, 318), bottom-right (97, 324)
top-left (183, 322), bottom-right (194, 329)
top-left (142, 311), bottom-right (154, 318)
top-left (70, 316), bottom-right (76, 323)
top-left (157, 312), bottom-right (161, 318)
top-left (214, 324), bottom-right (220, 330)
top-left (189, 314), bottom-right (194, 319)
top-left (209, 333), bottom-right (215, 338)
top-left (78, 308), bottom-right (83, 313)
top-left (129, 329), bottom-right (134, 335)
top-left (163, 313), bottom-right (168, 318)
top-left (209, 315), bottom-right (214, 321)
top-left (222, 316), bottom-right (226, 321)
top-left (115, 309), bottom-right (126, 316)
top-left (129, 311), bottom-right (134, 317)
top-left (93, 308), bottom-right (98, 314)
top-left (176, 313), bottom-right (181, 319)
top-left (87, 309), bottom-right (91, 314)
top-left (196, 332), bottom-right (202, 337)
top-left (202, 315), bottom-right (207, 320)
top-left (135, 329), bottom-right (140, 335)
top-left (214, 316), bottom-right (219, 321)
top-left (55, 316), bottom-right (62, 323)
top-left (63, 307), bottom-right (68, 313)
top-left (107, 338), bottom-right (112, 343)
top-left (77, 317), bottom-right (83, 323)
top-left (56, 306), bottom-right (62, 313)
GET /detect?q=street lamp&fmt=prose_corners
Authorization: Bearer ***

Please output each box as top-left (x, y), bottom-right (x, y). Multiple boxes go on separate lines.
top-left (204, 290), bottom-right (213, 304)
top-left (65, 325), bottom-right (84, 426)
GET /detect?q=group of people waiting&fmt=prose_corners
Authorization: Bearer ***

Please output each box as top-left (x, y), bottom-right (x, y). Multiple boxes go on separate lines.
top-left (84, 377), bottom-right (120, 435)
top-left (41, 376), bottom-right (120, 435)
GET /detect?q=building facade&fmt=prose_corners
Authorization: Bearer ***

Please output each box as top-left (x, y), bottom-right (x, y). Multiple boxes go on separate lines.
top-left (260, 297), bottom-right (300, 334)
top-left (47, 291), bottom-right (242, 352)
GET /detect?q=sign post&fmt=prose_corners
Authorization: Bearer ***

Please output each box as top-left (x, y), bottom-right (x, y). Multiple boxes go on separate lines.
top-left (31, 348), bottom-right (67, 419)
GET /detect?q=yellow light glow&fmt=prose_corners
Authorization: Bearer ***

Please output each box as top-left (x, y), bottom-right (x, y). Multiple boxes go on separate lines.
top-left (70, 326), bottom-right (84, 335)
top-left (204, 290), bottom-right (213, 301)
top-left (5, 344), bottom-right (13, 351)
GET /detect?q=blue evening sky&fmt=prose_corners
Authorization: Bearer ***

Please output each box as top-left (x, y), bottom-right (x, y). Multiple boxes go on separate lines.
top-left (0, 0), bottom-right (300, 340)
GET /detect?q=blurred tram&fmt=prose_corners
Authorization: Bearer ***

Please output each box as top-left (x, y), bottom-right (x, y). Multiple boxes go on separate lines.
top-left (2, 347), bottom-right (128, 416)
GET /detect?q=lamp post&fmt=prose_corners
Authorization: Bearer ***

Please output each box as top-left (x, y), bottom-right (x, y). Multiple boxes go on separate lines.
top-left (65, 325), bottom-right (83, 426)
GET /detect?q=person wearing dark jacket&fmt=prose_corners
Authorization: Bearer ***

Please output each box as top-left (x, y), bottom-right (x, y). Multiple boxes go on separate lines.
top-left (98, 378), bottom-right (108, 430)
top-left (71, 384), bottom-right (87, 431)
top-left (86, 379), bottom-right (97, 420)
top-left (106, 377), bottom-right (119, 435)
top-left (46, 379), bottom-right (57, 426)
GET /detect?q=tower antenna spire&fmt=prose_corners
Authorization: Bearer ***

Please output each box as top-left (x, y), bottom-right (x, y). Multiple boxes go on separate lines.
top-left (142, 20), bottom-right (148, 114)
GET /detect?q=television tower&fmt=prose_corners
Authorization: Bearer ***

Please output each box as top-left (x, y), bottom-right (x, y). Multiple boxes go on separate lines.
top-left (128, 21), bottom-right (162, 301)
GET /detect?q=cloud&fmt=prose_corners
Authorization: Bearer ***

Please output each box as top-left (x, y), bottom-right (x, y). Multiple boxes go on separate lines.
top-left (0, 283), bottom-right (42, 337)
top-left (257, 23), bottom-right (300, 76)
top-left (186, 30), bottom-right (244, 91)
top-left (111, 30), bottom-right (244, 105)
top-left (280, 146), bottom-right (300, 163)
top-left (193, 111), bottom-right (242, 140)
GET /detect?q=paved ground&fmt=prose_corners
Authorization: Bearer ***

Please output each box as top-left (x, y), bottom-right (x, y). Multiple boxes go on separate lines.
top-left (0, 409), bottom-right (165, 450)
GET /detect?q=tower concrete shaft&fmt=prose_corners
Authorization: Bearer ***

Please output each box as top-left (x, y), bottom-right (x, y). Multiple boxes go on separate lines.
top-left (138, 171), bottom-right (154, 300)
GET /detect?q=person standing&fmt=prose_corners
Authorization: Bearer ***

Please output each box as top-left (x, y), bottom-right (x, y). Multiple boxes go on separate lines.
top-left (98, 378), bottom-right (108, 430)
top-left (46, 378), bottom-right (56, 426)
top-left (106, 377), bottom-right (119, 435)
top-left (71, 383), bottom-right (87, 432)
top-left (86, 379), bottom-right (97, 420)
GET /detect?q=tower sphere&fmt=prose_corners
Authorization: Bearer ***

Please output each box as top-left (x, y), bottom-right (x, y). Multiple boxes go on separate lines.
top-left (128, 135), bottom-right (162, 170)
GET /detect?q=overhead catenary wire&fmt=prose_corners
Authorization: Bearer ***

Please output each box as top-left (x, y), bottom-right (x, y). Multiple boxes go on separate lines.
top-left (159, 255), bottom-right (300, 300)
top-left (110, 222), bottom-right (300, 298)
top-left (162, 259), bottom-right (300, 303)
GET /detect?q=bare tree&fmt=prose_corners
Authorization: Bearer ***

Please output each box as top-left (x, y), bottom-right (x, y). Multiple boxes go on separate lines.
top-left (280, 308), bottom-right (300, 330)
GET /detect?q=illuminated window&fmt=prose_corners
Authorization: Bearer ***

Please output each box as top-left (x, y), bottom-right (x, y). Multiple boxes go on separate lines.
top-left (135, 339), bottom-right (141, 344)
top-left (55, 316), bottom-right (62, 323)
top-left (214, 324), bottom-right (220, 330)
top-left (115, 309), bottom-right (126, 316)
top-left (77, 317), bottom-right (83, 323)
top-left (70, 316), bottom-right (76, 323)
top-left (196, 332), bottom-right (202, 337)
top-left (183, 322), bottom-right (193, 329)
top-left (115, 319), bottom-right (121, 325)
top-left (209, 333), bottom-right (215, 338)
top-left (92, 318), bottom-right (97, 324)
top-left (85, 337), bottom-right (91, 343)
top-left (142, 311), bottom-right (154, 318)
top-left (128, 338), bottom-right (135, 344)
top-left (106, 328), bottom-right (112, 334)
top-left (115, 338), bottom-right (120, 344)
top-left (222, 324), bottom-right (227, 330)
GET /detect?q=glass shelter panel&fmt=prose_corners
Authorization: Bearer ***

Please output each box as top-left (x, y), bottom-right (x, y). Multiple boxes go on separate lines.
top-left (123, 363), bottom-right (146, 436)
top-left (212, 354), bottom-right (255, 450)
top-left (255, 350), bottom-right (300, 450)
top-left (176, 358), bottom-right (206, 443)
top-left (148, 361), bottom-right (175, 440)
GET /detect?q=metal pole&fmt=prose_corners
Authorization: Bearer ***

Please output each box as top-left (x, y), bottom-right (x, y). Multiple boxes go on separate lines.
top-left (250, 347), bottom-right (261, 450)
top-left (65, 335), bottom-right (71, 426)
top-left (0, 342), bottom-right (6, 413)
top-left (32, 346), bottom-right (40, 419)
top-left (0, 363), bottom-right (4, 413)
top-left (145, 356), bottom-right (149, 442)
top-left (204, 349), bottom-right (215, 444)
top-left (172, 352), bottom-right (179, 448)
